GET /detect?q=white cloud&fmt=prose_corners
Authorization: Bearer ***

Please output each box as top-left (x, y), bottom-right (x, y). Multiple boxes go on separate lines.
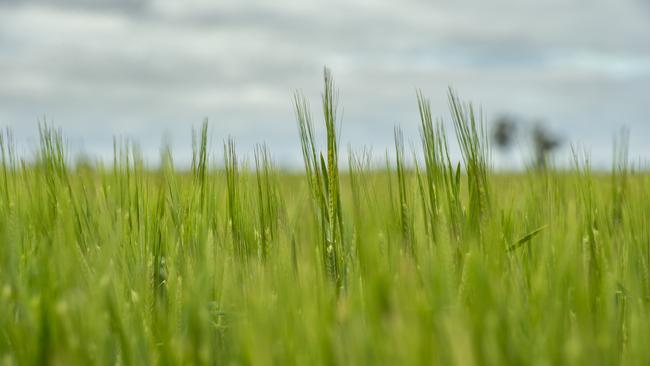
top-left (0, 0), bottom-right (648, 168)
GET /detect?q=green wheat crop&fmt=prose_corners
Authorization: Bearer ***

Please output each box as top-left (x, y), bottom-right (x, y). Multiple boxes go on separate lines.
top-left (0, 69), bottom-right (649, 365)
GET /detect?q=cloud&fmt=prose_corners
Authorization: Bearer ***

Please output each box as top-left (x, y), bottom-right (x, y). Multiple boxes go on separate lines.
top-left (0, 0), bottom-right (649, 167)
top-left (0, 0), bottom-right (150, 14)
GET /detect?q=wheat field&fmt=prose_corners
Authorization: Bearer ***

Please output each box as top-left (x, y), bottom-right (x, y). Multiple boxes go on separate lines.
top-left (0, 70), bottom-right (648, 365)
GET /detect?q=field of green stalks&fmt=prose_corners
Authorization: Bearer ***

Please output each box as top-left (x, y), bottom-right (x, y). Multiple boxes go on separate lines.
top-left (1, 70), bottom-right (649, 365)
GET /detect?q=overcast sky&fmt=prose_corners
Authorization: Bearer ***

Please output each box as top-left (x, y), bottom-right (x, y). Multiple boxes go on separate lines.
top-left (1, 0), bottom-right (649, 168)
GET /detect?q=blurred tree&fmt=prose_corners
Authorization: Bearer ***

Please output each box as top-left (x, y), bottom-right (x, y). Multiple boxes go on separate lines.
top-left (531, 122), bottom-right (561, 169)
top-left (492, 115), bottom-right (517, 149)
top-left (491, 115), bottom-right (562, 169)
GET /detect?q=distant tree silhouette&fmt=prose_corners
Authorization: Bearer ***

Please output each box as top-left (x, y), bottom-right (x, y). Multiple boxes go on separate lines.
top-left (491, 115), bottom-right (562, 169)
top-left (531, 122), bottom-right (560, 169)
top-left (492, 116), bottom-right (517, 149)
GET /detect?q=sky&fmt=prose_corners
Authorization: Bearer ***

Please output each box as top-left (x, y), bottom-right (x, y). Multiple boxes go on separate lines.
top-left (1, 0), bottom-right (649, 169)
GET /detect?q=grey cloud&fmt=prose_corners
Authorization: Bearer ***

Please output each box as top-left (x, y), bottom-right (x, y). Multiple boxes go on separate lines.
top-left (0, 0), bottom-right (649, 168)
top-left (0, 0), bottom-right (151, 14)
